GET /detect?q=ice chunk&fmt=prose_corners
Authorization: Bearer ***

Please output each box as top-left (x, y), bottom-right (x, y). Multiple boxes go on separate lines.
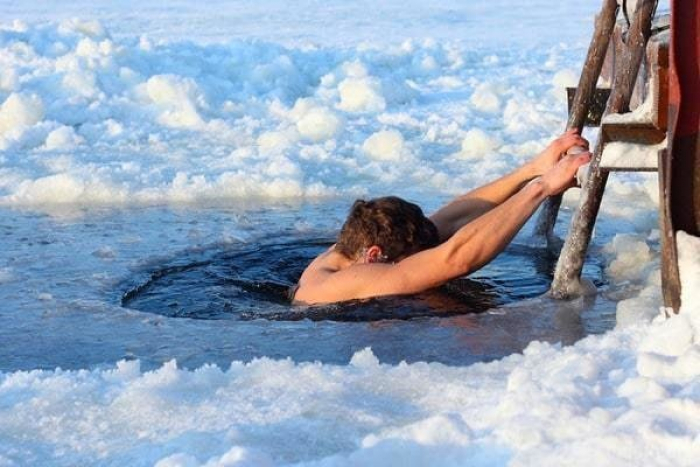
top-left (604, 234), bottom-right (654, 283)
top-left (363, 413), bottom-right (473, 447)
top-left (62, 69), bottom-right (101, 99)
top-left (455, 129), bottom-right (500, 159)
top-left (44, 126), bottom-right (85, 150)
top-left (552, 69), bottom-right (578, 91)
top-left (296, 107), bottom-right (342, 142)
top-left (503, 94), bottom-right (557, 134)
top-left (362, 130), bottom-right (407, 161)
top-left (144, 75), bottom-right (206, 129)
top-left (0, 267), bottom-right (13, 284)
top-left (257, 131), bottom-right (296, 155)
top-left (337, 77), bottom-right (386, 113)
top-left (677, 231), bottom-right (700, 319)
top-left (349, 347), bottom-right (380, 368)
top-left (470, 83), bottom-right (501, 113)
top-left (58, 18), bottom-right (108, 39)
top-left (0, 93), bottom-right (45, 135)
top-left (8, 173), bottom-right (125, 205)
top-left (0, 67), bottom-right (19, 92)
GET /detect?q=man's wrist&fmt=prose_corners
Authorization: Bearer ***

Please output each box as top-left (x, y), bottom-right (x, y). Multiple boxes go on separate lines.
top-left (524, 176), bottom-right (549, 200)
top-left (518, 162), bottom-right (539, 183)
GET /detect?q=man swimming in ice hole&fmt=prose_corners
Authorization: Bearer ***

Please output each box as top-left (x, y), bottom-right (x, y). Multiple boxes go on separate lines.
top-left (292, 130), bottom-right (590, 305)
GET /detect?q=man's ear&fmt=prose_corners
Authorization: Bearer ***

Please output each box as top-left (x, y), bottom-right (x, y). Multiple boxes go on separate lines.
top-left (365, 245), bottom-right (384, 263)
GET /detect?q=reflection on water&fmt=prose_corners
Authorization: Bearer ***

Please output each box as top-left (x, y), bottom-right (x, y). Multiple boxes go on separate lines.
top-left (121, 239), bottom-right (605, 322)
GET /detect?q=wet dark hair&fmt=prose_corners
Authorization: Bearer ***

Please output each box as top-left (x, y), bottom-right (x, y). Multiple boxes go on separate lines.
top-left (335, 196), bottom-right (440, 261)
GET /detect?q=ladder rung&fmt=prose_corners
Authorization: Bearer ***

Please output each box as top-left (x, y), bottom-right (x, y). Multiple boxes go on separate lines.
top-left (599, 141), bottom-right (664, 171)
top-left (601, 122), bottom-right (666, 145)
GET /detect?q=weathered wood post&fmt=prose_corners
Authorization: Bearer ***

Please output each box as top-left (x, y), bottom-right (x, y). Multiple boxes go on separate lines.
top-left (660, 0), bottom-right (700, 312)
top-left (550, 0), bottom-right (658, 299)
top-left (534, 0), bottom-right (620, 243)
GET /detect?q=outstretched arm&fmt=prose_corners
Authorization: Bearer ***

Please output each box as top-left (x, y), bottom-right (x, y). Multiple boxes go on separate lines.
top-left (429, 130), bottom-right (588, 241)
top-left (295, 151), bottom-right (591, 304)
top-left (428, 164), bottom-right (536, 242)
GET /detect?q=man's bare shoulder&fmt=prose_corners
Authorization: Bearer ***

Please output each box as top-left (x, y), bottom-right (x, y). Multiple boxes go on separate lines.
top-left (294, 247), bottom-right (358, 304)
top-left (293, 242), bottom-right (456, 305)
top-left (294, 261), bottom-right (393, 305)
top-left (298, 246), bottom-right (346, 280)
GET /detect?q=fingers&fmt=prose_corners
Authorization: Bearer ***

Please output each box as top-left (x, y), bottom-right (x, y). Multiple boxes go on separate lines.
top-left (543, 151), bottom-right (592, 195)
top-left (569, 152), bottom-right (591, 189)
top-left (564, 150), bottom-right (591, 166)
top-left (575, 135), bottom-right (589, 148)
top-left (566, 145), bottom-right (587, 155)
top-left (552, 130), bottom-right (589, 156)
top-left (560, 133), bottom-right (589, 153)
top-left (575, 150), bottom-right (591, 162)
top-left (562, 129), bottom-right (583, 141)
top-left (565, 152), bottom-right (592, 179)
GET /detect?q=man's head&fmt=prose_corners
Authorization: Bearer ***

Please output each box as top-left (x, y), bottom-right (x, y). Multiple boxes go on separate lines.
top-left (335, 196), bottom-right (439, 263)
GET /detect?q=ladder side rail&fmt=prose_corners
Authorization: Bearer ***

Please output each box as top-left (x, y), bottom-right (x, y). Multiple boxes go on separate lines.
top-left (534, 0), bottom-right (620, 243)
top-left (550, 0), bottom-right (658, 299)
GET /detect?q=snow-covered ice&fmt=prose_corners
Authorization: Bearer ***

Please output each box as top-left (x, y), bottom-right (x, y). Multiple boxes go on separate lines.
top-left (0, 9), bottom-right (598, 208)
top-left (0, 1), bottom-right (697, 466)
top-left (2, 310), bottom-right (699, 466)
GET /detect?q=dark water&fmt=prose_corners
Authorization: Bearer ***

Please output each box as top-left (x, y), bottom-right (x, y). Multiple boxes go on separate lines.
top-left (0, 204), bottom-right (622, 372)
top-left (121, 239), bottom-right (605, 322)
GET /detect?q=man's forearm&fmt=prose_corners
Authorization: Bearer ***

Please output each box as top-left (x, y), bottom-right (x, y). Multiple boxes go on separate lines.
top-left (429, 130), bottom-right (589, 241)
top-left (443, 178), bottom-right (547, 274)
top-left (443, 149), bottom-right (591, 276)
top-left (430, 163), bottom-right (538, 241)
top-left (456, 163), bottom-right (537, 205)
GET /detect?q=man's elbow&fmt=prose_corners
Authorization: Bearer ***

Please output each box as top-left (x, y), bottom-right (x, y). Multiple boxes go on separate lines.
top-left (429, 217), bottom-right (454, 243)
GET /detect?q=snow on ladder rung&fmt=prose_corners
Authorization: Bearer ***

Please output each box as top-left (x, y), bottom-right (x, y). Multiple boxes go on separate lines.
top-left (596, 35), bottom-right (669, 174)
top-left (599, 139), bottom-right (666, 171)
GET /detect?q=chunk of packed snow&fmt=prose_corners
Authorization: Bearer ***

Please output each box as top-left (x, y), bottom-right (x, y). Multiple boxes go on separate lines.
top-left (143, 74), bottom-right (206, 129)
top-left (503, 95), bottom-right (558, 134)
top-left (600, 140), bottom-right (666, 170)
top-left (362, 130), bottom-right (407, 161)
top-left (0, 93), bottom-right (44, 136)
top-left (677, 231), bottom-right (700, 319)
top-left (44, 126), bottom-right (85, 150)
top-left (257, 130), bottom-right (296, 155)
top-left (296, 106), bottom-right (342, 142)
top-left (337, 77), bottom-right (386, 113)
top-left (469, 83), bottom-right (501, 113)
top-left (551, 68), bottom-right (578, 91)
top-left (0, 267), bottom-right (13, 284)
top-left (455, 129), bottom-right (501, 159)
top-left (7, 173), bottom-right (126, 205)
top-left (604, 234), bottom-right (654, 283)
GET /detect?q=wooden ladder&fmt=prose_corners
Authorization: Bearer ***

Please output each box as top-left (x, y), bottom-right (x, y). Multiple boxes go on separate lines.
top-left (533, 0), bottom-right (666, 298)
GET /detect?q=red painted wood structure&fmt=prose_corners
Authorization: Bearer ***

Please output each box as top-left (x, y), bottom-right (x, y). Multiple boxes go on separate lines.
top-left (660, 0), bottom-right (700, 312)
